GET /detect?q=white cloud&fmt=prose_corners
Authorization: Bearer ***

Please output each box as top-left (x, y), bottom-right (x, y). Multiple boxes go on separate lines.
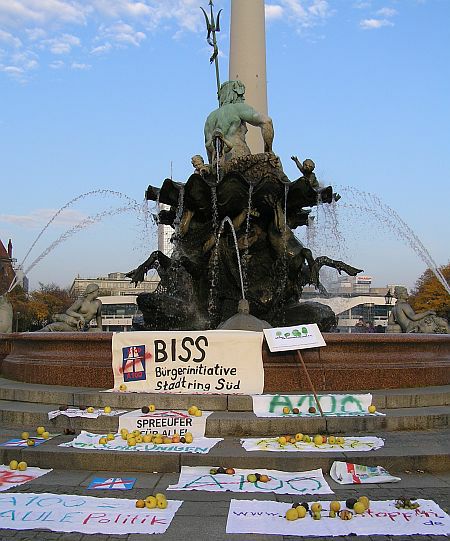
top-left (42, 33), bottom-right (80, 54)
top-left (360, 18), bottom-right (394, 29)
top-left (0, 0), bottom-right (86, 27)
top-left (353, 1), bottom-right (371, 8)
top-left (99, 22), bottom-right (146, 47)
top-left (49, 59), bottom-right (64, 68)
top-left (276, 0), bottom-right (333, 29)
top-left (0, 209), bottom-right (88, 228)
top-left (266, 5), bottom-right (284, 20)
top-left (71, 61), bottom-right (91, 70)
top-left (0, 65), bottom-right (24, 75)
top-left (91, 0), bottom-right (153, 19)
top-left (90, 42), bottom-right (112, 55)
top-left (0, 30), bottom-right (22, 48)
top-left (376, 7), bottom-right (397, 17)
top-left (25, 27), bottom-right (47, 41)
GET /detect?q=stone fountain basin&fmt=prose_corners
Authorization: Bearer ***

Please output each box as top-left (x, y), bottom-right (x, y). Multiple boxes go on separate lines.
top-left (0, 332), bottom-right (449, 391)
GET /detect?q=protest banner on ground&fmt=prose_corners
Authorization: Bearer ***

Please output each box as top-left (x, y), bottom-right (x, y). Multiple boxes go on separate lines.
top-left (167, 466), bottom-right (333, 495)
top-left (119, 410), bottom-right (210, 438)
top-left (0, 492), bottom-right (182, 535)
top-left (226, 499), bottom-right (450, 536)
top-left (241, 436), bottom-right (384, 452)
top-left (330, 461), bottom-right (401, 484)
top-left (264, 324), bottom-right (326, 352)
top-left (111, 330), bottom-right (264, 394)
top-left (48, 407), bottom-right (126, 420)
top-left (87, 477), bottom-right (136, 490)
top-left (60, 431), bottom-right (222, 454)
top-left (252, 393), bottom-right (384, 417)
top-left (0, 466), bottom-right (52, 492)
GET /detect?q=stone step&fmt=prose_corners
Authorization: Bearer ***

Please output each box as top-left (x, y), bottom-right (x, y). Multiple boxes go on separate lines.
top-left (0, 427), bottom-right (448, 474)
top-left (0, 376), bottom-right (449, 410)
top-left (0, 400), bottom-right (449, 435)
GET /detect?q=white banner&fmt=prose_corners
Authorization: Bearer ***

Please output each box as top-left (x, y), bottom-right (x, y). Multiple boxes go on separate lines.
top-left (264, 324), bottom-right (326, 352)
top-left (241, 436), bottom-right (384, 452)
top-left (226, 499), bottom-right (450, 536)
top-left (330, 461), bottom-right (401, 484)
top-left (167, 466), bottom-right (333, 495)
top-left (60, 431), bottom-right (222, 454)
top-left (0, 466), bottom-right (52, 492)
top-left (252, 393), bottom-right (384, 417)
top-left (111, 330), bottom-right (264, 394)
top-left (118, 410), bottom-right (211, 438)
top-left (0, 492), bottom-right (182, 535)
top-left (48, 408), bottom-right (126, 420)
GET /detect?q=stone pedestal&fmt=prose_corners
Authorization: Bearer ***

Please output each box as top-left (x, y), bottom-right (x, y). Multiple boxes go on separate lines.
top-left (1, 332), bottom-right (449, 391)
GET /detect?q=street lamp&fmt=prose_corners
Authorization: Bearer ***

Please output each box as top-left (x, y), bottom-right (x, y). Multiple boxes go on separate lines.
top-left (385, 289), bottom-right (393, 305)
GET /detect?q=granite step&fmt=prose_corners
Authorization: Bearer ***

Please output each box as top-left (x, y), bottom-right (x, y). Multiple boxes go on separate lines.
top-left (0, 376), bottom-right (449, 410)
top-left (0, 427), bottom-right (448, 474)
top-left (0, 400), bottom-right (449, 435)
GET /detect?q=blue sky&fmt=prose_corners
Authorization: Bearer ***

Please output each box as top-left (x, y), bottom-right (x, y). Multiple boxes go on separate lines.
top-left (0, 0), bottom-right (449, 292)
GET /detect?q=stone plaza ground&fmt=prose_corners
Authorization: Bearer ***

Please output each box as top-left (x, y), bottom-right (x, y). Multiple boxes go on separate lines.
top-left (0, 378), bottom-right (448, 540)
top-left (0, 470), bottom-right (449, 541)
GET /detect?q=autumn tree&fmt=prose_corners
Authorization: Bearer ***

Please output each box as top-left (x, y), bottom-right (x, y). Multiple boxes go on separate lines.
top-left (409, 262), bottom-right (450, 321)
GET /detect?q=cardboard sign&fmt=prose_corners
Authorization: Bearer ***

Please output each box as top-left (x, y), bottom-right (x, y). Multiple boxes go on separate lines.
top-left (252, 393), bottom-right (384, 417)
top-left (0, 436), bottom-right (55, 448)
top-left (168, 466), bottom-right (333, 495)
top-left (264, 324), bottom-right (326, 352)
top-left (118, 410), bottom-right (210, 438)
top-left (226, 499), bottom-right (450, 536)
top-left (87, 478), bottom-right (136, 490)
top-left (0, 492), bottom-right (182, 535)
top-left (111, 330), bottom-right (264, 394)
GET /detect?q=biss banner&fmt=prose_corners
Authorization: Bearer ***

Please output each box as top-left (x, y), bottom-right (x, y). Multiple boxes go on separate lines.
top-left (112, 330), bottom-right (264, 394)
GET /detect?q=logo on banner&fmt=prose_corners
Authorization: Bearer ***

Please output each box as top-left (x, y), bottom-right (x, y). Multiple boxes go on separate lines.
top-left (122, 345), bottom-right (146, 382)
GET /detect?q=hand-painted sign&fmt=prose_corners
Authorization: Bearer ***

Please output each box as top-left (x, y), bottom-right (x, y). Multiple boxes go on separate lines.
top-left (118, 410), bottom-right (210, 438)
top-left (241, 436), bottom-right (384, 452)
top-left (168, 467), bottom-right (333, 495)
top-left (0, 492), bottom-right (182, 535)
top-left (0, 466), bottom-right (52, 492)
top-left (60, 431), bottom-right (222, 454)
top-left (226, 499), bottom-right (450, 536)
top-left (48, 408), bottom-right (126, 420)
top-left (264, 324), bottom-right (326, 352)
top-left (252, 393), bottom-right (384, 417)
top-left (111, 330), bottom-right (264, 394)
top-left (87, 478), bottom-right (136, 490)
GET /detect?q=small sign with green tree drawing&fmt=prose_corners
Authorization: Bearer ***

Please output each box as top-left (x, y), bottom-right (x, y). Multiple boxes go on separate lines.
top-left (264, 324), bottom-right (326, 352)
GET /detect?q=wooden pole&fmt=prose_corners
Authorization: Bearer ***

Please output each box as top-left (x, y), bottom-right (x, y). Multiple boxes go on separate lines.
top-left (296, 349), bottom-right (325, 417)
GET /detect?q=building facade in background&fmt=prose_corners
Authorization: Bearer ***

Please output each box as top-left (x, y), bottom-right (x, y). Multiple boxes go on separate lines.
top-left (70, 271), bottom-right (159, 298)
top-left (312, 275), bottom-right (403, 332)
top-left (0, 238), bottom-right (28, 294)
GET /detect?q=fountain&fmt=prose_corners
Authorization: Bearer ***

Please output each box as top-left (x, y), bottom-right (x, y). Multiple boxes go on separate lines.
top-left (0, 1), bottom-right (448, 391)
top-left (128, 79), bottom-right (361, 332)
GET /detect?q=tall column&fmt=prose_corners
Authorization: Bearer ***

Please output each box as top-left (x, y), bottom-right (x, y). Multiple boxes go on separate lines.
top-left (229, 0), bottom-right (268, 154)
